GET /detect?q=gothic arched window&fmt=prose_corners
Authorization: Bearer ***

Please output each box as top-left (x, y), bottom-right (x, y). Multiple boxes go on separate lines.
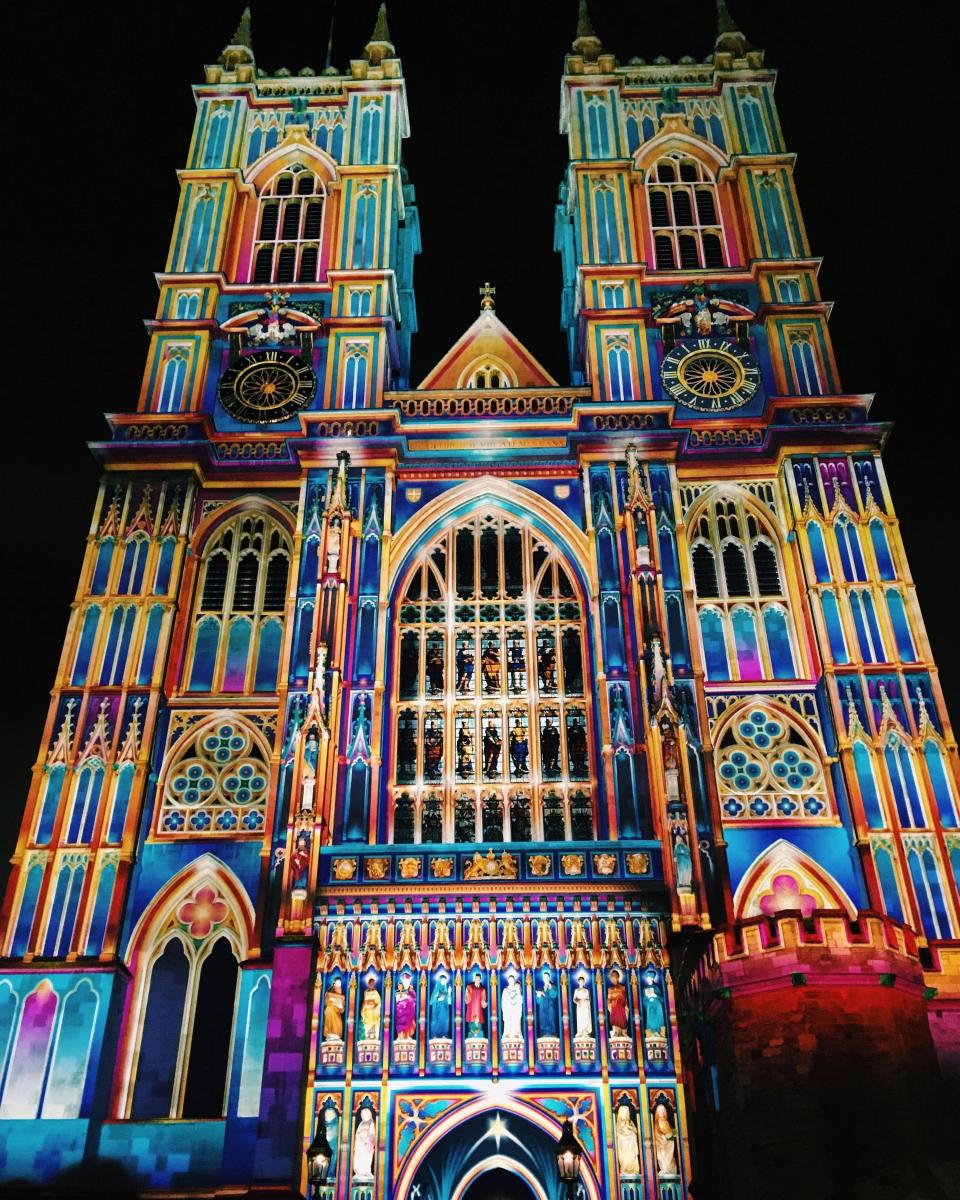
top-left (129, 918), bottom-right (240, 1119)
top-left (186, 511), bottom-right (291, 694)
top-left (251, 165), bottom-right (325, 285)
top-left (689, 491), bottom-right (798, 681)
top-left (391, 512), bottom-right (593, 843)
top-left (715, 701), bottom-right (830, 822)
top-left (647, 154), bottom-right (725, 270)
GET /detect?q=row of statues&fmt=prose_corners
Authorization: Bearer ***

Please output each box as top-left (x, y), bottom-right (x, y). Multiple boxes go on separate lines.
top-left (318, 1096), bottom-right (678, 1185)
top-left (397, 713), bottom-right (589, 781)
top-left (321, 965), bottom-right (668, 1059)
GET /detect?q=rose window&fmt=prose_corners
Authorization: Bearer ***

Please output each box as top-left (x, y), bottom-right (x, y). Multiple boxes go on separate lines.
top-left (160, 720), bottom-right (269, 835)
top-left (716, 704), bottom-right (828, 821)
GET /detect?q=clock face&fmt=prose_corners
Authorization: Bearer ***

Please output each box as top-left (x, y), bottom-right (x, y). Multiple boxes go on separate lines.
top-left (218, 350), bottom-right (316, 423)
top-left (660, 337), bottom-right (760, 412)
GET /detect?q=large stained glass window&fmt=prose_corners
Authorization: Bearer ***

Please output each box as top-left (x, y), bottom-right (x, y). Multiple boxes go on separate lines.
top-left (391, 513), bottom-right (593, 844)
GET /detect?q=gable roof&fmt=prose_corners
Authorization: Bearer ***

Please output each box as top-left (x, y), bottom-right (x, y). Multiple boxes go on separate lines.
top-left (418, 309), bottom-right (558, 389)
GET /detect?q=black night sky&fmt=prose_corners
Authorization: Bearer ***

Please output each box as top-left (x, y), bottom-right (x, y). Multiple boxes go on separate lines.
top-left (4, 1), bottom-right (956, 872)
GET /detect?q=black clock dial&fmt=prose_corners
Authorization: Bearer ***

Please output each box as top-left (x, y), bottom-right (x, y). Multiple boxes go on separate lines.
top-left (218, 350), bottom-right (316, 424)
top-left (660, 337), bottom-right (760, 413)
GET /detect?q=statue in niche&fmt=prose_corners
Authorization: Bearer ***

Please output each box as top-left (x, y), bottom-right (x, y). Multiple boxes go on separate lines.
top-left (359, 976), bottom-right (381, 1041)
top-left (322, 977), bottom-right (345, 1042)
top-left (653, 1102), bottom-right (678, 1176)
top-left (325, 519), bottom-right (341, 575)
top-left (423, 721), bottom-right (443, 779)
top-left (481, 643), bottom-right (501, 692)
top-left (673, 826), bottom-right (693, 892)
top-left (509, 719), bottom-right (529, 774)
top-left (567, 716), bottom-right (588, 775)
top-left (322, 1102), bottom-right (340, 1173)
top-left (482, 722), bottom-right (502, 776)
top-left (535, 967), bottom-right (559, 1038)
top-left (642, 973), bottom-right (667, 1043)
top-left (537, 641), bottom-right (557, 690)
top-left (607, 968), bottom-right (629, 1038)
top-left (573, 972), bottom-right (593, 1039)
top-left (540, 717), bottom-right (561, 775)
top-left (456, 723), bottom-right (474, 777)
top-left (465, 970), bottom-right (487, 1037)
top-left (394, 972), bottom-right (416, 1041)
top-left (456, 642), bottom-right (475, 691)
top-left (426, 644), bottom-right (444, 693)
top-left (303, 726), bottom-right (320, 778)
top-left (615, 1103), bottom-right (642, 1176)
top-left (397, 718), bottom-right (416, 780)
top-left (289, 831), bottom-right (310, 892)
top-left (428, 972), bottom-right (452, 1039)
top-left (501, 971), bottom-right (524, 1040)
top-left (352, 1105), bottom-right (377, 1181)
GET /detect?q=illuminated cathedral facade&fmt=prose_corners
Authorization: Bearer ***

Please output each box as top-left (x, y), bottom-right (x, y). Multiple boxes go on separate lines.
top-left (1, 5), bottom-right (957, 1198)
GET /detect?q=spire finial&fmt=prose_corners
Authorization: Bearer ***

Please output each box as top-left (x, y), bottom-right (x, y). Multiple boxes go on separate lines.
top-left (229, 6), bottom-right (252, 49)
top-left (715, 0), bottom-right (749, 56)
top-left (365, 3), bottom-right (395, 64)
top-left (479, 282), bottom-right (496, 312)
top-left (572, 0), bottom-right (603, 58)
top-left (216, 6), bottom-right (255, 75)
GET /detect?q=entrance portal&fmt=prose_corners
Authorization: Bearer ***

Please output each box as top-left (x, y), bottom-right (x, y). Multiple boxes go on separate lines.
top-left (462, 1167), bottom-right (537, 1200)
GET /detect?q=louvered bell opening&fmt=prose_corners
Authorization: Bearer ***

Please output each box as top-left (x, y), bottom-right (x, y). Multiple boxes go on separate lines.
top-left (201, 552), bottom-right (229, 610)
top-left (276, 246), bottom-right (296, 283)
top-left (252, 246), bottom-right (274, 283)
top-left (703, 233), bottom-right (725, 268)
top-left (649, 190), bottom-right (671, 227)
top-left (695, 189), bottom-right (717, 224)
top-left (263, 555), bottom-right (289, 610)
top-left (672, 189), bottom-right (694, 226)
top-left (298, 245), bottom-right (319, 283)
top-left (692, 545), bottom-right (720, 598)
top-left (678, 234), bottom-right (701, 269)
top-left (232, 554), bottom-right (259, 611)
top-left (654, 236), bottom-right (675, 269)
top-left (753, 543), bottom-right (783, 595)
top-left (679, 160), bottom-right (698, 182)
top-left (296, 174), bottom-right (315, 196)
top-left (258, 203), bottom-right (279, 241)
top-left (281, 201), bottom-right (301, 240)
top-left (722, 544), bottom-right (751, 597)
top-left (303, 200), bottom-right (323, 239)
top-left (275, 173), bottom-right (294, 196)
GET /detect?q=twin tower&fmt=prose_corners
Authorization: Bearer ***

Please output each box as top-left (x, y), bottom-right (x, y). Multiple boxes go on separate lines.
top-left (0, 5), bottom-right (957, 1199)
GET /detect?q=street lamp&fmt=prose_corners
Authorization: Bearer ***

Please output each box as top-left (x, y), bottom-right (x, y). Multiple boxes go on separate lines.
top-left (555, 1118), bottom-right (585, 1199)
top-left (306, 1124), bottom-right (333, 1195)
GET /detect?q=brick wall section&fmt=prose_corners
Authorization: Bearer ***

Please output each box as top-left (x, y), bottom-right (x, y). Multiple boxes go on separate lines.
top-left (253, 939), bottom-right (316, 1191)
top-left (683, 913), bottom-right (960, 1200)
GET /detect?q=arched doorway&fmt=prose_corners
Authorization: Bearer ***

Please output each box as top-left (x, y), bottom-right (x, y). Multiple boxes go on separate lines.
top-left (462, 1167), bottom-right (537, 1200)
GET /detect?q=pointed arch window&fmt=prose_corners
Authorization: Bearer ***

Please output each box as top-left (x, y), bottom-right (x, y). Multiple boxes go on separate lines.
top-left (739, 92), bottom-right (770, 153)
top-left (873, 840), bottom-right (905, 923)
top-left (924, 740), bottom-right (958, 828)
top-left (585, 93), bottom-right (611, 157)
top-left (884, 736), bottom-right (926, 829)
top-left (788, 331), bottom-right (823, 396)
top-left (129, 928), bottom-right (240, 1119)
top-left (251, 165), bottom-right (325, 284)
top-left (592, 176), bottom-right (621, 264)
top-left (342, 343), bottom-right (370, 409)
top-left (202, 105), bottom-right (231, 167)
top-left (604, 334), bottom-right (634, 401)
top-left (688, 491), bottom-right (798, 681)
top-left (118, 535), bottom-right (150, 595)
top-left (157, 346), bottom-right (190, 413)
top-left (184, 188), bottom-right (215, 272)
top-left (42, 855), bottom-right (87, 957)
top-left (391, 512), bottom-right (594, 844)
top-left (716, 702), bottom-right (830, 822)
top-left (186, 511), bottom-right (291, 694)
top-left (646, 154), bottom-right (725, 270)
top-left (357, 98), bottom-right (383, 165)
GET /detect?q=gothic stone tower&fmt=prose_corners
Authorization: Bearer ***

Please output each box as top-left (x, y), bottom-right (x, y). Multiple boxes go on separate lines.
top-left (0, 5), bottom-right (957, 1200)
